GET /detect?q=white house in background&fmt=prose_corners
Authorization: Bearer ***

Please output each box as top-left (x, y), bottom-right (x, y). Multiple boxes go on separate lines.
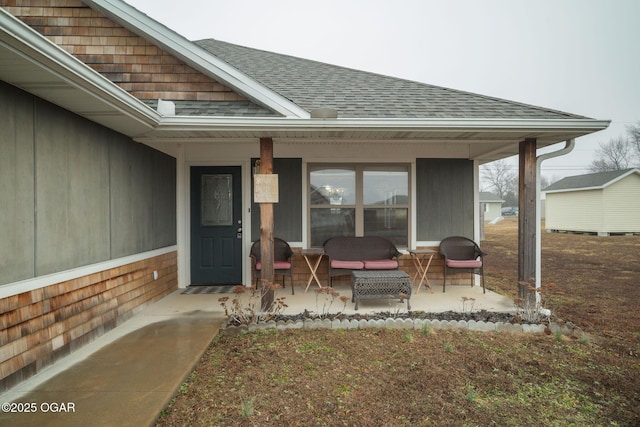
top-left (543, 168), bottom-right (640, 236)
top-left (479, 192), bottom-right (504, 222)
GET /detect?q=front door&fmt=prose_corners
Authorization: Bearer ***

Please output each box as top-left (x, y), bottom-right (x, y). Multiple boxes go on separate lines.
top-left (190, 166), bottom-right (243, 285)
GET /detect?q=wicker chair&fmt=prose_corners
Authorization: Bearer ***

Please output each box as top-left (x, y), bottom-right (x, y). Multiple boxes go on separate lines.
top-left (439, 236), bottom-right (486, 293)
top-left (250, 238), bottom-right (296, 294)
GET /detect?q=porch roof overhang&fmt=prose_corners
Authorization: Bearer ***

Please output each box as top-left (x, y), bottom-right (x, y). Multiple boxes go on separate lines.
top-left (138, 116), bottom-right (609, 162)
top-left (0, 8), bottom-right (610, 163)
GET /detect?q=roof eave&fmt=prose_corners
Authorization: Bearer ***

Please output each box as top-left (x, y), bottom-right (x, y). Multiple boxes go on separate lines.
top-left (151, 116), bottom-right (610, 131)
top-left (141, 115), bottom-right (609, 139)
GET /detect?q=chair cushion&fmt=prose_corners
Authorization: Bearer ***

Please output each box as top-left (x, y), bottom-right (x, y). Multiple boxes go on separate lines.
top-left (255, 261), bottom-right (292, 270)
top-left (363, 259), bottom-right (399, 269)
top-left (331, 260), bottom-right (365, 270)
top-left (447, 259), bottom-right (482, 268)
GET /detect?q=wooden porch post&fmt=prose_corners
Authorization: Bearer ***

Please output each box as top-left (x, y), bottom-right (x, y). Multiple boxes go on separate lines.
top-left (259, 137), bottom-right (275, 311)
top-left (518, 138), bottom-right (537, 302)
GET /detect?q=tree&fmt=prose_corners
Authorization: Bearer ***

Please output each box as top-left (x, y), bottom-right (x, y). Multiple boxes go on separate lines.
top-left (588, 122), bottom-right (640, 173)
top-left (481, 160), bottom-right (518, 205)
top-left (626, 121), bottom-right (640, 165)
top-left (587, 136), bottom-right (631, 173)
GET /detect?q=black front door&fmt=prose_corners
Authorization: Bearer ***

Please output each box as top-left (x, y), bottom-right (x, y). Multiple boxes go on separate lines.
top-left (190, 166), bottom-right (242, 285)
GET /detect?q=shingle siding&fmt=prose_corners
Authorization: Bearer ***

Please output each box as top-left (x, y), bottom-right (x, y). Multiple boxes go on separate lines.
top-left (1, 0), bottom-right (261, 106)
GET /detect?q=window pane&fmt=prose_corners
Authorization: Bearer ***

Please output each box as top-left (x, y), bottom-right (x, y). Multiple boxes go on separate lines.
top-left (310, 168), bottom-right (356, 205)
top-left (201, 174), bottom-right (232, 226)
top-left (364, 208), bottom-right (408, 247)
top-left (310, 208), bottom-right (355, 246)
top-left (363, 168), bottom-right (408, 205)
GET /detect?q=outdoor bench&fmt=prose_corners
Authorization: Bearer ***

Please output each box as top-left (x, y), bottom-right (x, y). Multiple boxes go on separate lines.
top-left (323, 236), bottom-right (402, 285)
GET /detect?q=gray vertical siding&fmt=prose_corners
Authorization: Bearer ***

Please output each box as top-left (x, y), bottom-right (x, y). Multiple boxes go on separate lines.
top-left (152, 149), bottom-right (178, 249)
top-left (0, 81), bottom-right (176, 286)
top-left (416, 158), bottom-right (474, 241)
top-left (0, 83), bottom-right (35, 284)
top-left (110, 139), bottom-right (154, 258)
top-left (35, 100), bottom-right (112, 275)
top-left (251, 158), bottom-right (302, 242)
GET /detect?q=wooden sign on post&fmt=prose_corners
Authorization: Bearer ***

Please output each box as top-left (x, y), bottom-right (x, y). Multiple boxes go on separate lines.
top-left (253, 174), bottom-right (279, 203)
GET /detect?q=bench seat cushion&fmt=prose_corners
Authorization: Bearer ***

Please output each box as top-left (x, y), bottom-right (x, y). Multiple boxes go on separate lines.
top-left (331, 260), bottom-right (365, 270)
top-left (363, 259), bottom-right (399, 269)
top-left (446, 259), bottom-right (482, 268)
top-left (255, 261), bottom-right (292, 270)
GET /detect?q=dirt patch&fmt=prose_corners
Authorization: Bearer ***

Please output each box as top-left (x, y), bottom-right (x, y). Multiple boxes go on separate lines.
top-left (156, 219), bottom-right (640, 426)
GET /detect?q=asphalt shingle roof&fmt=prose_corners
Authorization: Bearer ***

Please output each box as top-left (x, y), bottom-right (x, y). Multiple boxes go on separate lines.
top-left (195, 39), bottom-right (591, 120)
top-left (480, 192), bottom-right (504, 202)
top-left (142, 99), bottom-right (278, 117)
top-left (543, 169), bottom-right (639, 192)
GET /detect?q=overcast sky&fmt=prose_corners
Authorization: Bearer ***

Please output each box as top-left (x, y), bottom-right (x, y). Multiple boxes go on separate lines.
top-left (125, 0), bottom-right (640, 181)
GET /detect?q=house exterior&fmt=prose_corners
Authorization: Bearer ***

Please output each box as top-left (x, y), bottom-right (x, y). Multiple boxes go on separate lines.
top-left (479, 192), bottom-right (504, 222)
top-left (0, 0), bottom-right (609, 391)
top-left (544, 169), bottom-right (640, 235)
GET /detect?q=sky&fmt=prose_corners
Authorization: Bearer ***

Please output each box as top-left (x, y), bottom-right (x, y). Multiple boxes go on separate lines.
top-left (124, 0), bottom-right (640, 182)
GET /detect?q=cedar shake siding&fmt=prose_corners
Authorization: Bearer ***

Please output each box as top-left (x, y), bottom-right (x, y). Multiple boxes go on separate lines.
top-left (2, 0), bottom-right (245, 102)
top-left (0, 251), bottom-right (177, 392)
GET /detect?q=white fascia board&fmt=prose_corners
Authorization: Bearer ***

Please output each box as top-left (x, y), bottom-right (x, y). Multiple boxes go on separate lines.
top-left (543, 186), bottom-right (605, 194)
top-left (0, 9), bottom-right (160, 126)
top-left (155, 116), bottom-right (611, 133)
top-left (84, 0), bottom-right (310, 119)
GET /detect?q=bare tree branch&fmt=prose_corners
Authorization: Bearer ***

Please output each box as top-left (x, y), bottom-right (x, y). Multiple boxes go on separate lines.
top-left (626, 122), bottom-right (640, 166)
top-left (481, 160), bottom-right (517, 203)
top-left (588, 137), bottom-right (631, 172)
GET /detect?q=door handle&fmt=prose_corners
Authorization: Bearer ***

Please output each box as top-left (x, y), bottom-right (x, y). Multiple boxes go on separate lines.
top-left (236, 227), bottom-right (242, 239)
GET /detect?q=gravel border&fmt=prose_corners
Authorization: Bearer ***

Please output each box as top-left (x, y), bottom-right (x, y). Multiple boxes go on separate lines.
top-left (222, 317), bottom-right (582, 336)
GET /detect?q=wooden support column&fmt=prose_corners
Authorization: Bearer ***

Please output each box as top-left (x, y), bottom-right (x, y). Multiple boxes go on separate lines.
top-left (259, 137), bottom-right (275, 311)
top-left (518, 138), bottom-right (537, 302)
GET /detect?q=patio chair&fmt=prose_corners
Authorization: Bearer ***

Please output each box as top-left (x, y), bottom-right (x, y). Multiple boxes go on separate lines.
top-left (439, 236), bottom-right (486, 293)
top-left (250, 237), bottom-right (296, 294)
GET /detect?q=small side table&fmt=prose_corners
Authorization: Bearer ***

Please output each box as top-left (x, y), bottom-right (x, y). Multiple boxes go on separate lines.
top-left (302, 248), bottom-right (325, 293)
top-left (409, 249), bottom-right (436, 293)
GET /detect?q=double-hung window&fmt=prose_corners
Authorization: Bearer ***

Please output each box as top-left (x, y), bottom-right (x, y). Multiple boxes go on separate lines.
top-left (309, 164), bottom-right (409, 247)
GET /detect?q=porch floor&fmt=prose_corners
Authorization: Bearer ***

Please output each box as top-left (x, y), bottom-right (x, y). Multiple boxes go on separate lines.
top-left (277, 282), bottom-right (514, 316)
top-left (0, 283), bottom-right (513, 426)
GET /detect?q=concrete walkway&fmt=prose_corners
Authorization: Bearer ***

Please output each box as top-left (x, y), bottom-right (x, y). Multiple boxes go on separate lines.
top-left (0, 291), bottom-right (226, 427)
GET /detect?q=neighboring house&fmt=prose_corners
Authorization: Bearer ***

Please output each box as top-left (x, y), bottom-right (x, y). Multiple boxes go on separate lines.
top-left (544, 169), bottom-right (640, 236)
top-left (0, 0), bottom-right (608, 390)
top-left (479, 192), bottom-right (504, 222)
